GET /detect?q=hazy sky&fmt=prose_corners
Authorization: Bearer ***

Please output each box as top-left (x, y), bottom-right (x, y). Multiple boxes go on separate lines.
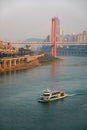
top-left (0, 0), bottom-right (87, 41)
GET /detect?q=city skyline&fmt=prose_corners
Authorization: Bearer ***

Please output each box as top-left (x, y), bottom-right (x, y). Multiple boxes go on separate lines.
top-left (0, 0), bottom-right (87, 41)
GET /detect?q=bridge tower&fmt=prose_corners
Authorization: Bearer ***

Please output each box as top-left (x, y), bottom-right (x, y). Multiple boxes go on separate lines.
top-left (51, 17), bottom-right (57, 57)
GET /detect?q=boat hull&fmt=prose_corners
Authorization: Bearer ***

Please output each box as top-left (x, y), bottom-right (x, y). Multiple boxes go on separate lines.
top-left (38, 95), bottom-right (67, 103)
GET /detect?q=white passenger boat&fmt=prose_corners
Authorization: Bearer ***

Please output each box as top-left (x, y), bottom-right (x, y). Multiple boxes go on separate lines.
top-left (38, 89), bottom-right (67, 103)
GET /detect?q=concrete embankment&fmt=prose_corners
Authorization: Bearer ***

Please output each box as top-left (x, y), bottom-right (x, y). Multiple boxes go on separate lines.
top-left (0, 54), bottom-right (63, 73)
top-left (0, 54), bottom-right (44, 73)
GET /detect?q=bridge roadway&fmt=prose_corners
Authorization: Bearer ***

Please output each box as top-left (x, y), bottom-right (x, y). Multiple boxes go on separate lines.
top-left (12, 42), bottom-right (87, 46)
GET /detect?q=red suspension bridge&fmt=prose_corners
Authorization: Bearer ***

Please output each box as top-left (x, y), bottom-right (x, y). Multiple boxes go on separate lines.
top-left (7, 17), bottom-right (87, 57)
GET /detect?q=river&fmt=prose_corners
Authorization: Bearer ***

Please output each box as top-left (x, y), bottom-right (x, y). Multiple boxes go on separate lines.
top-left (0, 56), bottom-right (87, 130)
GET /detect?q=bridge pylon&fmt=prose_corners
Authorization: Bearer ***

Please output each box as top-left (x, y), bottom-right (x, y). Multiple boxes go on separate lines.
top-left (51, 17), bottom-right (57, 57)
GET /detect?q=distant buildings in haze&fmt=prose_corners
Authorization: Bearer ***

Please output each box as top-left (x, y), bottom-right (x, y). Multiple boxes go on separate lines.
top-left (64, 30), bottom-right (87, 43)
top-left (0, 16), bottom-right (87, 43)
top-left (45, 17), bottom-right (87, 43)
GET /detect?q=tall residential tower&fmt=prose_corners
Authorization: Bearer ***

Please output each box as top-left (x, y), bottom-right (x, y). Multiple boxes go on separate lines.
top-left (56, 17), bottom-right (63, 42)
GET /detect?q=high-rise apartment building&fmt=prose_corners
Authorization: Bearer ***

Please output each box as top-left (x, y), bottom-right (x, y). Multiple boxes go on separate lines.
top-left (77, 30), bottom-right (87, 43)
top-left (56, 17), bottom-right (63, 36)
top-left (56, 17), bottom-right (63, 42)
top-left (83, 30), bottom-right (87, 43)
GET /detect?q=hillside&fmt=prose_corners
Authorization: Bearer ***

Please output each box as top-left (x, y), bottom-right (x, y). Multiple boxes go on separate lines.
top-left (24, 38), bottom-right (45, 42)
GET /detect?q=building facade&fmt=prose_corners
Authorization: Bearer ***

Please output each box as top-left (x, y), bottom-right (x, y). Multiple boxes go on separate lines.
top-left (56, 17), bottom-right (63, 42)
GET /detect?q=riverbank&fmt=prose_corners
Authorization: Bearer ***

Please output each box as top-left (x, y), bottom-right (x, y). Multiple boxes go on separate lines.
top-left (38, 54), bottom-right (63, 65)
top-left (0, 54), bottom-right (63, 73)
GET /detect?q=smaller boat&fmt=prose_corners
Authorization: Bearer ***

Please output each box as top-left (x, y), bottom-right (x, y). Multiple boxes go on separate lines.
top-left (38, 89), bottom-right (67, 103)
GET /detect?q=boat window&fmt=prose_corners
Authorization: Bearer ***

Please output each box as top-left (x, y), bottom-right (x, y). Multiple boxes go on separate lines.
top-left (52, 92), bottom-right (60, 95)
top-left (50, 96), bottom-right (57, 98)
top-left (43, 94), bottom-right (50, 96)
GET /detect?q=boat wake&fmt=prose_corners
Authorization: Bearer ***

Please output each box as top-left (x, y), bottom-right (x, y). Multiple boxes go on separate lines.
top-left (66, 92), bottom-right (87, 97)
top-left (66, 94), bottom-right (76, 97)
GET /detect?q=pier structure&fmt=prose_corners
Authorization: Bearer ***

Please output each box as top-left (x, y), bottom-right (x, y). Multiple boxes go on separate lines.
top-left (0, 54), bottom-right (44, 72)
